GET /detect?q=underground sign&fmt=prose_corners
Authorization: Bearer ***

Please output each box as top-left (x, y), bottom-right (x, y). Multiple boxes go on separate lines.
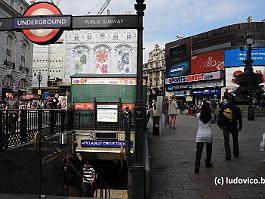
top-left (18, 2), bottom-right (71, 45)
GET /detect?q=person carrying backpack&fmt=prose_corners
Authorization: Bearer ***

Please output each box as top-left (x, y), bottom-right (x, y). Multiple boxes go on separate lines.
top-left (217, 94), bottom-right (242, 160)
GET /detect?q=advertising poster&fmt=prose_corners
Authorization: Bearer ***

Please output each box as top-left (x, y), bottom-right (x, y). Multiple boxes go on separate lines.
top-left (225, 66), bottom-right (265, 89)
top-left (97, 104), bottom-right (118, 123)
top-left (72, 77), bottom-right (136, 85)
top-left (191, 50), bottom-right (224, 74)
top-left (166, 61), bottom-right (190, 78)
top-left (224, 48), bottom-right (265, 67)
top-left (73, 46), bottom-right (89, 74)
top-left (95, 47), bottom-right (110, 74)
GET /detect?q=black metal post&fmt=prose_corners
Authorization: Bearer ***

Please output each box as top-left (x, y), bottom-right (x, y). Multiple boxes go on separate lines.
top-left (20, 109), bottom-right (27, 143)
top-left (35, 131), bottom-right (42, 198)
top-left (245, 43), bottom-right (254, 120)
top-left (131, 1), bottom-right (146, 199)
top-left (50, 109), bottom-right (55, 134)
top-left (61, 109), bottom-right (65, 133)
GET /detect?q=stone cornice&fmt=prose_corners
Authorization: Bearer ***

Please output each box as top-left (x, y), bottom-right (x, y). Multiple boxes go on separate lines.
top-left (0, 1), bottom-right (22, 17)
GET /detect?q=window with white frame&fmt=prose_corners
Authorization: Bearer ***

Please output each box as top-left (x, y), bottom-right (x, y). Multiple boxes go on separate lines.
top-left (6, 36), bottom-right (13, 62)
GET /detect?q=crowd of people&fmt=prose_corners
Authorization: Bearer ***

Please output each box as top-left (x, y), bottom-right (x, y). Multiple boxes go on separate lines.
top-left (1, 92), bottom-right (67, 110)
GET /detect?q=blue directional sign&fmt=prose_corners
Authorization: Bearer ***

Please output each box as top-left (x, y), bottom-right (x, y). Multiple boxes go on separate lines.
top-left (81, 140), bottom-right (133, 148)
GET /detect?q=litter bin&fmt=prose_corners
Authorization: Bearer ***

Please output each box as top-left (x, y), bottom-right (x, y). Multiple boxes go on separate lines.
top-left (153, 116), bottom-right (160, 135)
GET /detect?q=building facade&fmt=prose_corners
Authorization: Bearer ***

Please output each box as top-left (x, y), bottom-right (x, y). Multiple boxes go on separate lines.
top-left (64, 29), bottom-right (137, 83)
top-left (0, 0), bottom-right (33, 99)
top-left (143, 44), bottom-right (165, 95)
top-left (32, 41), bottom-right (65, 89)
top-left (165, 22), bottom-right (265, 104)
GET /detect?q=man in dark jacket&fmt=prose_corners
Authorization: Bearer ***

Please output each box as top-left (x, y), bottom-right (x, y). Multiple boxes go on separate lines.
top-left (217, 95), bottom-right (242, 160)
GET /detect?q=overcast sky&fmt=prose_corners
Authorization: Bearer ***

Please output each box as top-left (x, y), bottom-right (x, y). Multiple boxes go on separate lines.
top-left (27, 0), bottom-right (265, 62)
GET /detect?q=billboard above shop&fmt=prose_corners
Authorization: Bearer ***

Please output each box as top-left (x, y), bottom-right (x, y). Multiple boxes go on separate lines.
top-left (224, 48), bottom-right (265, 67)
top-left (166, 83), bottom-right (192, 91)
top-left (191, 50), bottom-right (224, 74)
top-left (192, 88), bottom-right (221, 96)
top-left (166, 61), bottom-right (190, 77)
top-left (165, 70), bottom-right (223, 84)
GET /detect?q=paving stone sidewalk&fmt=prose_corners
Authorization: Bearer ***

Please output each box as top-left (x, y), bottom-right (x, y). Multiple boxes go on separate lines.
top-left (149, 114), bottom-right (265, 199)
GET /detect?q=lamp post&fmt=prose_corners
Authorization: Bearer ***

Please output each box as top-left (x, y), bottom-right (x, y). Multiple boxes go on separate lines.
top-left (37, 72), bottom-right (42, 99)
top-left (244, 34), bottom-right (254, 120)
top-left (132, 0), bottom-right (146, 198)
top-left (235, 34), bottom-right (263, 120)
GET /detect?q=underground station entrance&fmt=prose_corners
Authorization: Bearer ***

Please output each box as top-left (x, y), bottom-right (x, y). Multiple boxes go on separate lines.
top-left (0, 1), bottom-right (146, 198)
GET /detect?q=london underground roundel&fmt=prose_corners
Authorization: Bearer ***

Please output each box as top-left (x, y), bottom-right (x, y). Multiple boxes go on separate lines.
top-left (22, 2), bottom-right (63, 45)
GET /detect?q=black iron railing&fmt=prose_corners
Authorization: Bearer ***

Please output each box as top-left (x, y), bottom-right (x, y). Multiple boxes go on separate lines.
top-left (73, 110), bottom-right (134, 131)
top-left (0, 109), bottom-right (73, 151)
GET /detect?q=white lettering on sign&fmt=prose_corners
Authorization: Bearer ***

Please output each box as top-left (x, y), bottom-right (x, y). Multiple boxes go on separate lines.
top-left (84, 19), bottom-right (124, 25)
top-left (103, 19), bottom-right (124, 24)
top-left (85, 20), bottom-right (102, 25)
top-left (16, 18), bottom-right (67, 26)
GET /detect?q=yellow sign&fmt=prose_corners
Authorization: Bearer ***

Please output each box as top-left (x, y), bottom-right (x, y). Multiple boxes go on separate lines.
top-left (38, 90), bottom-right (42, 95)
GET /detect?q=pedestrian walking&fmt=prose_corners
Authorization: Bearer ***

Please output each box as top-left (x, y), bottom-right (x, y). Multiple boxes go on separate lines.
top-left (4, 92), bottom-right (19, 133)
top-left (168, 96), bottom-right (178, 129)
top-left (162, 96), bottom-right (169, 128)
top-left (63, 154), bottom-right (78, 196)
top-left (82, 161), bottom-right (96, 197)
top-left (194, 101), bottom-right (215, 173)
top-left (217, 94), bottom-right (242, 161)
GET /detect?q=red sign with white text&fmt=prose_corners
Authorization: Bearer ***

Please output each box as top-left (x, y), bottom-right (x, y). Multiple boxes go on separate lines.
top-left (191, 50), bottom-right (224, 74)
top-left (122, 104), bottom-right (135, 110)
top-left (74, 103), bottom-right (94, 110)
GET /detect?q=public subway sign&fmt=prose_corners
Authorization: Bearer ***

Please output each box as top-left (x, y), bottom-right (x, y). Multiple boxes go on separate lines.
top-left (4, 2), bottom-right (138, 45)
top-left (165, 70), bottom-right (223, 84)
top-left (72, 15), bottom-right (138, 29)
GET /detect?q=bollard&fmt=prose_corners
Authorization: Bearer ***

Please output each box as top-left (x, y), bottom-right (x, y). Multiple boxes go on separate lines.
top-left (153, 116), bottom-right (160, 135)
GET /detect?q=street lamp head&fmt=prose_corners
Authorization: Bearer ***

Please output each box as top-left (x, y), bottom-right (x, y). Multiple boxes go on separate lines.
top-left (37, 72), bottom-right (42, 82)
top-left (245, 34), bottom-right (254, 46)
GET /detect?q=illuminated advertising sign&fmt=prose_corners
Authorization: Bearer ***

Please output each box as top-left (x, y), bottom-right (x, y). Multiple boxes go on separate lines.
top-left (165, 71), bottom-right (223, 84)
top-left (191, 50), bottom-right (224, 74)
top-left (165, 38), bottom-right (192, 78)
top-left (224, 48), bottom-right (265, 67)
top-left (166, 61), bottom-right (190, 77)
top-left (225, 66), bottom-right (265, 89)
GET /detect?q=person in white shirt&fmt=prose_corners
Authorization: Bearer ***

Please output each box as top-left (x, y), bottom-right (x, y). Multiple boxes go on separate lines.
top-left (194, 101), bottom-right (214, 173)
top-left (168, 96), bottom-right (178, 129)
